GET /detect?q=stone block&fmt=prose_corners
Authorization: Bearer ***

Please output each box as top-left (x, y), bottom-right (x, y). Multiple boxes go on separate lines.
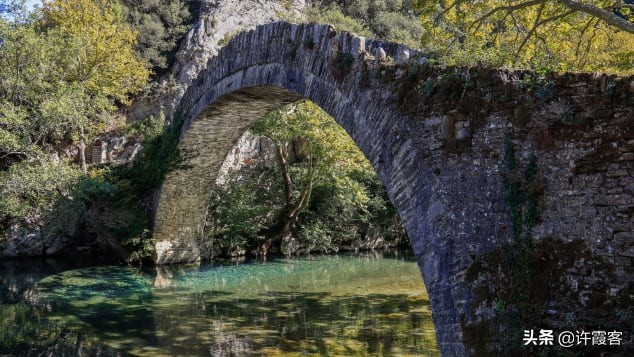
top-left (374, 47), bottom-right (386, 64)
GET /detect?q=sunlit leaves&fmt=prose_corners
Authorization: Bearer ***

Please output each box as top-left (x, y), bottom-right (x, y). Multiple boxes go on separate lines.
top-left (38, 84), bottom-right (95, 143)
top-left (0, 102), bottom-right (39, 160)
top-left (414, 0), bottom-right (634, 74)
top-left (0, 158), bottom-right (83, 222)
top-left (43, 0), bottom-right (149, 103)
top-left (0, 19), bottom-right (51, 106)
top-left (253, 101), bottom-right (373, 190)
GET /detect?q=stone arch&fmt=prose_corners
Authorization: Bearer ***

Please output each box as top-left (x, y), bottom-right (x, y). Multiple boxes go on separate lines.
top-left (153, 21), bottom-right (460, 353)
top-left (152, 21), bottom-right (634, 356)
top-left (153, 22), bottom-right (431, 267)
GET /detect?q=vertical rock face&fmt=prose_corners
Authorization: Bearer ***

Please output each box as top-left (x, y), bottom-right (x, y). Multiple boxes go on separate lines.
top-left (127, 0), bottom-right (307, 121)
top-left (215, 130), bottom-right (277, 185)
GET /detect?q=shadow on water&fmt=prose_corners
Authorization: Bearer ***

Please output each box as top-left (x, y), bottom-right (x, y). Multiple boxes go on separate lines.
top-left (184, 291), bottom-right (437, 356)
top-left (0, 251), bottom-right (438, 356)
top-left (0, 256), bottom-right (110, 305)
top-left (0, 258), bottom-right (154, 356)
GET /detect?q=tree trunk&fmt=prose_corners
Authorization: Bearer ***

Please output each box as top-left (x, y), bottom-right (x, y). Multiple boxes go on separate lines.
top-left (78, 127), bottom-right (87, 174)
top-left (264, 141), bottom-right (317, 256)
top-left (276, 143), bottom-right (293, 208)
top-left (279, 214), bottom-right (298, 256)
top-left (77, 140), bottom-right (87, 173)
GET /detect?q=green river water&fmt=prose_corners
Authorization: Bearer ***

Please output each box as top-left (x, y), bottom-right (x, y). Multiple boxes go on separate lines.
top-left (0, 251), bottom-right (438, 356)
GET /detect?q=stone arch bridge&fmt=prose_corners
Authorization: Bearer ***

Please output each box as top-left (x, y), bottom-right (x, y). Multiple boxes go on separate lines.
top-left (152, 22), bottom-right (633, 355)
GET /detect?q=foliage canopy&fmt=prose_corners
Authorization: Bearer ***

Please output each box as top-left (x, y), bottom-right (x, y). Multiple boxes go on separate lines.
top-left (414, 0), bottom-right (634, 74)
top-left (0, 0), bottom-right (150, 243)
top-left (206, 101), bottom-right (405, 257)
top-left (118, 0), bottom-right (193, 75)
top-left (43, 0), bottom-right (149, 103)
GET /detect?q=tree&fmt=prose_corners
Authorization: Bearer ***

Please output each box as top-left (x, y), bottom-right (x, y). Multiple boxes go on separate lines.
top-left (204, 101), bottom-right (405, 258)
top-left (414, 0), bottom-right (634, 73)
top-left (43, 0), bottom-right (149, 104)
top-left (0, 16), bottom-right (48, 167)
top-left (0, 102), bottom-right (40, 169)
top-left (307, 0), bottom-right (424, 48)
top-left (251, 101), bottom-right (374, 255)
top-left (118, 0), bottom-right (193, 75)
top-left (0, 157), bottom-right (82, 229)
top-left (206, 180), bottom-right (274, 256)
top-left (40, 0), bottom-right (149, 172)
top-left (0, 0), bottom-right (150, 234)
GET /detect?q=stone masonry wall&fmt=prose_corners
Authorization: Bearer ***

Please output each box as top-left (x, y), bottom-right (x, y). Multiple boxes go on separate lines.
top-left (153, 22), bottom-right (633, 355)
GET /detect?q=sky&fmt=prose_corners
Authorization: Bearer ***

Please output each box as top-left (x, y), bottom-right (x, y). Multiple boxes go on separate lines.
top-left (0, 0), bottom-right (41, 20)
top-left (25, 0), bottom-right (41, 11)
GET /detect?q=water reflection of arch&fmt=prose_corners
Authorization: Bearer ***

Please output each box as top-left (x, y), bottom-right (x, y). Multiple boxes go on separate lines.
top-left (149, 256), bottom-right (438, 356)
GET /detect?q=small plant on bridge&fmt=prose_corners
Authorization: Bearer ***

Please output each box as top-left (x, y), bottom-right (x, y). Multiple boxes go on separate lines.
top-left (332, 51), bottom-right (355, 80)
top-left (496, 139), bottom-right (542, 352)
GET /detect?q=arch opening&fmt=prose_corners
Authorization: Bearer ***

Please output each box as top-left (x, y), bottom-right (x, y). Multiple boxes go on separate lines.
top-left (154, 82), bottom-right (439, 354)
top-left (203, 98), bottom-right (411, 261)
top-left (153, 83), bottom-right (417, 265)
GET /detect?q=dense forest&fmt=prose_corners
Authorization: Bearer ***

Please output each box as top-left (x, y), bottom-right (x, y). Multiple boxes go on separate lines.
top-left (0, 0), bottom-right (632, 262)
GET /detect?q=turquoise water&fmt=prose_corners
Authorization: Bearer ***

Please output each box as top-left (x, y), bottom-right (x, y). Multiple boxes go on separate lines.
top-left (0, 251), bottom-right (438, 356)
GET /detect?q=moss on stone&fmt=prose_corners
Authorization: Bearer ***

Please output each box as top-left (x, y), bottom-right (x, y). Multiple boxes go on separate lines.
top-left (331, 51), bottom-right (354, 80)
top-left (464, 236), bottom-right (628, 354)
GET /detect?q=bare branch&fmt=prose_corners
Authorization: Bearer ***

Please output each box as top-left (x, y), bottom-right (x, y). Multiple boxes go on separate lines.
top-left (515, 9), bottom-right (576, 63)
top-left (433, 1), bottom-right (458, 26)
top-left (467, 0), bottom-right (634, 40)
top-left (559, 0), bottom-right (634, 34)
top-left (578, 18), bottom-right (603, 69)
top-left (470, 0), bottom-right (547, 32)
top-left (574, 17), bottom-right (597, 66)
top-left (0, 151), bottom-right (28, 159)
top-left (514, 3), bottom-right (546, 63)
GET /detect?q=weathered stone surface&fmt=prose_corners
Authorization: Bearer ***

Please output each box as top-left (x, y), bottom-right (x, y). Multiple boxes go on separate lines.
top-left (87, 135), bottom-right (143, 165)
top-left (374, 47), bottom-right (386, 64)
top-left (153, 22), bottom-right (633, 356)
top-left (119, 143), bottom-right (143, 161)
top-left (0, 222), bottom-right (75, 258)
top-left (215, 130), bottom-right (277, 185)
